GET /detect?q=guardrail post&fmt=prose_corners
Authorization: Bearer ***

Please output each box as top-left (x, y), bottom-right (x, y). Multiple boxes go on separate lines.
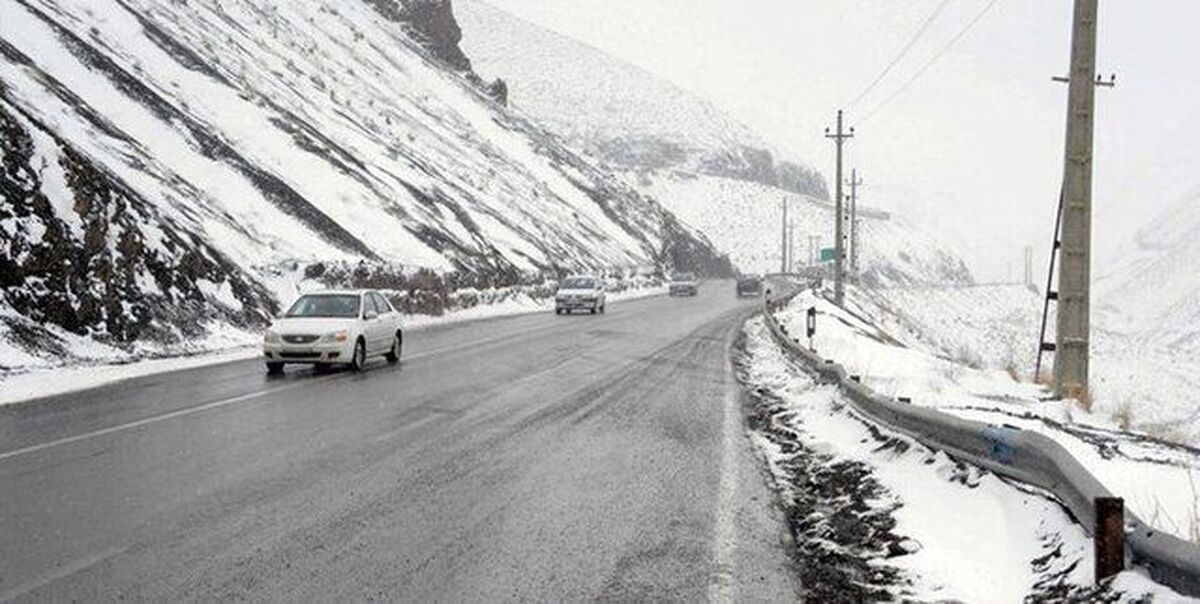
top-left (1094, 497), bottom-right (1125, 583)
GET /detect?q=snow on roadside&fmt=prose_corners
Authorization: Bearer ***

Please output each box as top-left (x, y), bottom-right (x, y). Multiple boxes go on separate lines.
top-left (775, 287), bottom-right (1200, 547)
top-left (0, 286), bottom-right (665, 407)
top-left (861, 284), bottom-right (1200, 446)
top-left (738, 315), bottom-right (1192, 602)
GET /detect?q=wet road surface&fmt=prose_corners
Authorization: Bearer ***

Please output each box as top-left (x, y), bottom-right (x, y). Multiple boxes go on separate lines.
top-left (0, 282), bottom-right (798, 601)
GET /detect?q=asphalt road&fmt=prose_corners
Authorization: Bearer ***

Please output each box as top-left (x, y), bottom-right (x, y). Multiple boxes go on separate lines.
top-left (0, 282), bottom-right (798, 602)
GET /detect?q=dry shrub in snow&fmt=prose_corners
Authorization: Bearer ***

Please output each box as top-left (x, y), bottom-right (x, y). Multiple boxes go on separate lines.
top-left (1112, 401), bottom-right (1135, 431)
top-left (952, 344), bottom-right (984, 370)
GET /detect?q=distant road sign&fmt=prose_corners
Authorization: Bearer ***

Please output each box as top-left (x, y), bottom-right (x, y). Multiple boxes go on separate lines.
top-left (819, 247), bottom-right (836, 262)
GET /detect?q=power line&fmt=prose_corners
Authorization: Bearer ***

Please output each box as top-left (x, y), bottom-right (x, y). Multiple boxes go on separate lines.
top-left (857, 0), bottom-right (1002, 125)
top-left (846, 0), bottom-right (954, 110)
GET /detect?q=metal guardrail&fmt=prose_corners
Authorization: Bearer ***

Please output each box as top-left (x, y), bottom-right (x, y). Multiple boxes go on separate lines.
top-left (761, 295), bottom-right (1200, 597)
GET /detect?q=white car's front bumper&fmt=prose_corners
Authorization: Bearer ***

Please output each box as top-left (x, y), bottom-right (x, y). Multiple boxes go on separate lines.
top-left (556, 297), bottom-right (599, 310)
top-left (263, 338), bottom-right (356, 364)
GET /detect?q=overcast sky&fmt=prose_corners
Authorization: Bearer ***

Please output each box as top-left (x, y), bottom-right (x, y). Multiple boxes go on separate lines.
top-left (479, 0), bottom-right (1200, 280)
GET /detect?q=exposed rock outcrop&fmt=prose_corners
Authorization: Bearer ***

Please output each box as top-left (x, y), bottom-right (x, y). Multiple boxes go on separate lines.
top-left (364, 0), bottom-right (472, 72)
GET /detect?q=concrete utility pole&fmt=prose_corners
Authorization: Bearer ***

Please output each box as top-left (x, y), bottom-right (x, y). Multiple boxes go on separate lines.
top-left (808, 236), bottom-right (819, 266)
top-left (780, 197), bottom-right (788, 274)
top-left (1024, 246), bottom-right (1033, 288)
top-left (825, 110), bottom-right (854, 305)
top-left (788, 221), bottom-right (796, 273)
top-left (847, 169), bottom-right (864, 274)
top-left (1053, 0), bottom-right (1102, 401)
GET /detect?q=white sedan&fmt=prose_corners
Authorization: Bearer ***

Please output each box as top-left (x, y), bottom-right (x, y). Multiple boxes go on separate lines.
top-left (262, 289), bottom-right (403, 375)
top-left (555, 275), bottom-right (607, 315)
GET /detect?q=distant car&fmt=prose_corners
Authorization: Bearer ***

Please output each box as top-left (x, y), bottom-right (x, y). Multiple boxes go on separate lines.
top-left (736, 275), bottom-right (763, 297)
top-left (555, 275), bottom-right (606, 315)
top-left (668, 271), bottom-right (699, 297)
top-left (262, 289), bottom-right (402, 375)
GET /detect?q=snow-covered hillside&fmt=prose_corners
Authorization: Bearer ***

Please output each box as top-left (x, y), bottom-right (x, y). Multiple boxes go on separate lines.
top-left (456, 2), bottom-right (972, 287)
top-left (861, 283), bottom-right (1200, 447)
top-left (456, 0), bottom-right (828, 200)
top-left (0, 0), bottom-right (731, 370)
top-left (1097, 186), bottom-right (1200, 352)
top-left (774, 287), bottom-right (1200, 554)
top-left (636, 172), bottom-right (972, 285)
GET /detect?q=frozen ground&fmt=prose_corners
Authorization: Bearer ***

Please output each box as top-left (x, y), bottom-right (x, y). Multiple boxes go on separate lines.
top-left (0, 285), bottom-right (664, 407)
top-left (774, 287), bottom-right (1200, 547)
top-left (736, 316), bottom-right (1185, 602)
top-left (859, 283), bottom-right (1200, 446)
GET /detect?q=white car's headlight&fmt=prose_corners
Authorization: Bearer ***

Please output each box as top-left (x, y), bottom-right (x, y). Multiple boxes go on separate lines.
top-left (263, 331), bottom-right (281, 344)
top-left (323, 330), bottom-right (349, 343)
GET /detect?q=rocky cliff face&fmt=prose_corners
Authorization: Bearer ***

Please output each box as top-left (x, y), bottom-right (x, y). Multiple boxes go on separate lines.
top-left (0, 99), bottom-right (274, 354)
top-left (364, 0), bottom-right (508, 105)
top-left (0, 0), bottom-right (728, 368)
top-left (363, 0), bottom-right (472, 72)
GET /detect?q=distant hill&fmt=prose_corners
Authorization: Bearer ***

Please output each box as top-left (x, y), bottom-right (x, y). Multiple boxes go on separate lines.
top-left (457, 0), bottom-right (828, 200)
top-left (458, 1), bottom-right (969, 284)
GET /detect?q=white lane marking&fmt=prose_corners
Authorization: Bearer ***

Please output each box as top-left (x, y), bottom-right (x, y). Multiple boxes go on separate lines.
top-left (709, 340), bottom-right (741, 603)
top-left (0, 545), bottom-right (128, 602)
top-left (0, 379), bottom-right (323, 463)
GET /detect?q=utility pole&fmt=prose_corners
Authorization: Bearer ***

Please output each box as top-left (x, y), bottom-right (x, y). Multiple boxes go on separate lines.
top-left (825, 110), bottom-right (854, 305)
top-left (1024, 246), bottom-right (1033, 288)
top-left (1052, 0), bottom-right (1107, 401)
top-left (847, 169), bottom-right (864, 274)
top-left (808, 236), bottom-right (819, 266)
top-left (788, 221), bottom-right (796, 273)
top-left (780, 197), bottom-right (788, 274)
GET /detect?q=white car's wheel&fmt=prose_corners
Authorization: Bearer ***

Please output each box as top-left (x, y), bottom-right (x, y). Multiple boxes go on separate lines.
top-left (350, 338), bottom-right (367, 372)
top-left (385, 332), bottom-right (401, 364)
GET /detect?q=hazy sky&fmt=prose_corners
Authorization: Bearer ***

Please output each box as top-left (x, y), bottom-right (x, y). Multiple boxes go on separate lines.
top-left (479, 0), bottom-right (1200, 280)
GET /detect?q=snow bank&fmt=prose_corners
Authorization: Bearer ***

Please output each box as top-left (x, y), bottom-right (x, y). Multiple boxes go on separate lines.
top-left (776, 287), bottom-right (1200, 546)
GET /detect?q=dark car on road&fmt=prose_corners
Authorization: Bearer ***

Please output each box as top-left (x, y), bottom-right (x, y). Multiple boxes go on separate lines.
top-left (736, 276), bottom-right (763, 298)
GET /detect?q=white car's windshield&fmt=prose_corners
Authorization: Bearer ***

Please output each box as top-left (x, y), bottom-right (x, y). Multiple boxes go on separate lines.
top-left (671, 272), bottom-right (695, 282)
top-left (285, 294), bottom-right (361, 318)
top-left (561, 278), bottom-right (595, 289)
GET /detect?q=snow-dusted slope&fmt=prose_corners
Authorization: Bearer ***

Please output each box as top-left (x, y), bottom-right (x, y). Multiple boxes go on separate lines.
top-left (848, 282), bottom-right (1200, 446)
top-left (455, 1), bottom-right (972, 288)
top-left (0, 0), bottom-right (730, 368)
top-left (637, 172), bottom-right (972, 286)
top-left (774, 287), bottom-right (1200, 553)
top-left (1097, 186), bottom-right (1200, 352)
top-left (456, 0), bottom-right (828, 200)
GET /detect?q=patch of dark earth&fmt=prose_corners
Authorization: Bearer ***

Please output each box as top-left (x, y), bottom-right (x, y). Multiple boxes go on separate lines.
top-left (732, 328), bottom-right (1105, 603)
top-left (1027, 532), bottom-right (1139, 603)
top-left (733, 330), bottom-right (910, 602)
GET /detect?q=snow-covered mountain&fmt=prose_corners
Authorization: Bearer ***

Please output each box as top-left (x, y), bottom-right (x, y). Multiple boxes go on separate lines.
top-left (457, 0), bottom-right (969, 285)
top-left (636, 172), bottom-right (971, 284)
top-left (0, 0), bottom-right (733, 368)
top-left (1096, 185), bottom-right (1200, 352)
top-left (456, 0), bottom-right (827, 200)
